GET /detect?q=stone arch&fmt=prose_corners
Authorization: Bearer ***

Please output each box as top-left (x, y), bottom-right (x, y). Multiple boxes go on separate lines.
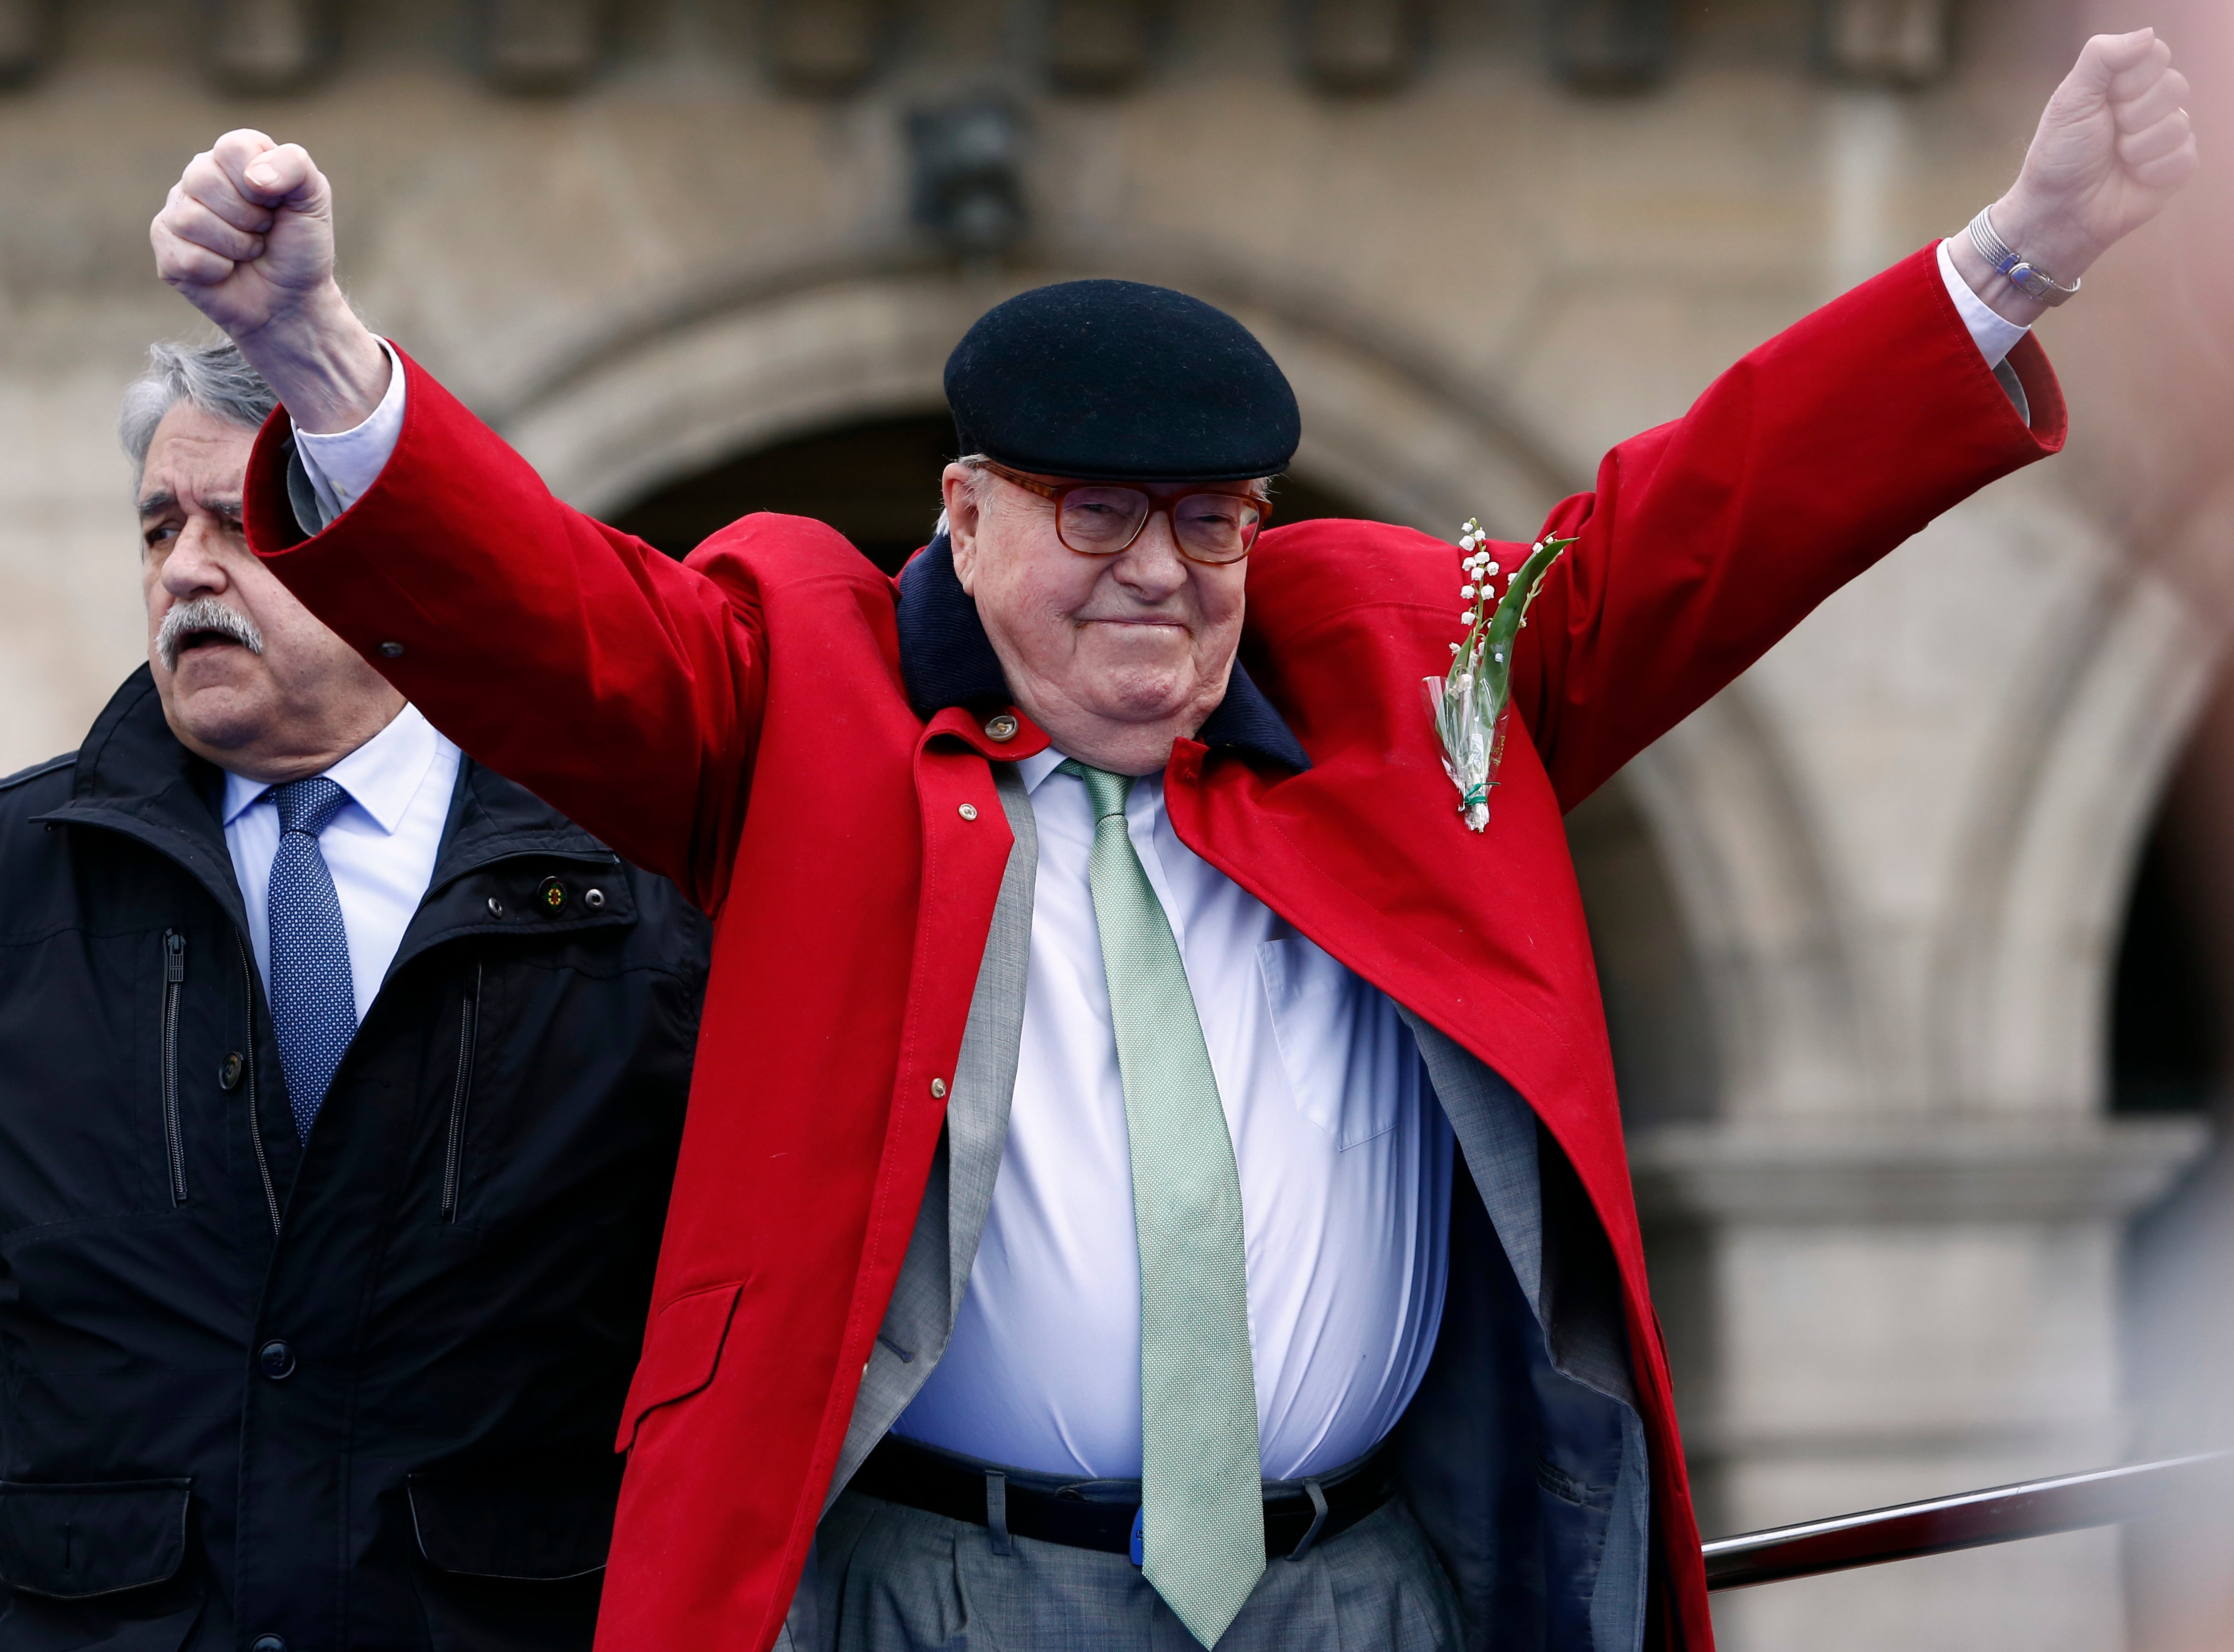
top-left (1928, 495), bottom-right (2228, 1121)
top-left (490, 258), bottom-right (1863, 1128)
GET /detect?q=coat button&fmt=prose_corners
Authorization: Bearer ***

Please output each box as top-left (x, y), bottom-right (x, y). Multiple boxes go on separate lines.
top-left (378, 642), bottom-right (403, 659)
top-left (258, 1339), bottom-right (296, 1381)
top-left (983, 714), bottom-right (1018, 742)
top-left (536, 876), bottom-right (567, 914)
top-left (486, 897), bottom-right (506, 919)
top-left (252, 1638), bottom-right (286, 1652)
top-left (958, 803), bottom-right (978, 821)
top-left (218, 1052), bottom-right (245, 1091)
top-left (584, 888), bottom-right (606, 910)
top-left (929, 1077), bottom-right (947, 1099)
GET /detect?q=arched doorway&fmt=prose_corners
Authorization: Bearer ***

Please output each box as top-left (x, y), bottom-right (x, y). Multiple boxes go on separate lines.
top-left (2113, 668), bottom-right (2234, 1649)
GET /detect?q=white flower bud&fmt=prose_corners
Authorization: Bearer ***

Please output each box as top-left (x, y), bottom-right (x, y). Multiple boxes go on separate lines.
top-left (1484, 562), bottom-right (1499, 576)
top-left (1460, 585), bottom-right (1475, 598)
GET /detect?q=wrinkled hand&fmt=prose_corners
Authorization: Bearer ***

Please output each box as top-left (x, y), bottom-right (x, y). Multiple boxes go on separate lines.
top-left (1963, 29), bottom-right (2198, 322)
top-left (149, 129), bottom-right (387, 432)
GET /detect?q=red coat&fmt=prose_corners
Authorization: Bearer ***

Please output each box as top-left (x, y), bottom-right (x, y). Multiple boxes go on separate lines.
top-left (244, 244), bottom-right (2061, 1651)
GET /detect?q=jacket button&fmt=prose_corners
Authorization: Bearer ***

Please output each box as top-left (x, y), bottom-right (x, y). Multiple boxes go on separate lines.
top-left (958, 803), bottom-right (978, 821)
top-left (536, 875), bottom-right (567, 914)
top-left (983, 714), bottom-right (1018, 742)
top-left (929, 1077), bottom-right (947, 1099)
top-left (218, 1052), bottom-right (245, 1091)
top-left (378, 642), bottom-right (403, 659)
top-left (252, 1637), bottom-right (286, 1652)
top-left (258, 1339), bottom-right (296, 1381)
top-left (486, 897), bottom-right (506, 919)
top-left (584, 888), bottom-right (606, 910)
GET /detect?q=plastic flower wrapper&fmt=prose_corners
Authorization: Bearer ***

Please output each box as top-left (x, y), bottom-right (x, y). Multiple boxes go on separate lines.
top-left (1423, 520), bottom-right (1575, 831)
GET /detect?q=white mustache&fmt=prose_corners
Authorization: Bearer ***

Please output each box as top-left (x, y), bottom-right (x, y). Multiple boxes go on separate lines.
top-left (156, 596), bottom-right (263, 672)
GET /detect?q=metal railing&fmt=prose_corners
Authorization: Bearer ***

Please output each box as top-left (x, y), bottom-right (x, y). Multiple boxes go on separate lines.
top-left (1703, 1451), bottom-right (2234, 1591)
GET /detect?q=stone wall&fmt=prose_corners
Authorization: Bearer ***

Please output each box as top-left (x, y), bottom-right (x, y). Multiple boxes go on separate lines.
top-left (3, 2), bottom-right (2231, 1646)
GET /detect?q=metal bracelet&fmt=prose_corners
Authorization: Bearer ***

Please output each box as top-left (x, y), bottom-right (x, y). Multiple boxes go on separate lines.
top-left (1967, 206), bottom-right (2082, 307)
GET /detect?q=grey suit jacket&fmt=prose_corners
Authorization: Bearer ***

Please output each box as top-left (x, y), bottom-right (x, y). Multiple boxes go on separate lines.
top-left (814, 765), bottom-right (1650, 1652)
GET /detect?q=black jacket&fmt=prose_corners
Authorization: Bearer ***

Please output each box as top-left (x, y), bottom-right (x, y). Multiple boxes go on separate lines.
top-left (0, 670), bottom-right (708, 1652)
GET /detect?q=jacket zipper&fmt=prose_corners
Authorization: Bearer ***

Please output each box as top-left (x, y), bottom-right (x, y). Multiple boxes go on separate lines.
top-left (159, 930), bottom-right (188, 1205)
top-left (441, 962), bottom-right (482, 1223)
top-left (234, 936), bottom-right (281, 1235)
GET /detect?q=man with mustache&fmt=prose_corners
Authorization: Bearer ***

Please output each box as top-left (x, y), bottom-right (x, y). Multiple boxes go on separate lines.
top-left (0, 340), bottom-right (711, 1650)
top-left (147, 25), bottom-right (2194, 1652)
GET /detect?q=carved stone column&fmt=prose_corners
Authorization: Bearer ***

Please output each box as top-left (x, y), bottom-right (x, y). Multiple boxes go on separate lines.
top-left (207, 0), bottom-right (327, 93)
top-left (1549, 0), bottom-right (1675, 93)
top-left (1046, 0), bottom-right (1154, 93)
top-left (479, 0), bottom-right (602, 95)
top-left (0, 0), bottom-right (49, 87)
top-left (762, 0), bottom-right (886, 96)
top-left (1816, 0), bottom-right (1953, 86)
top-left (1294, 0), bottom-right (1422, 95)
top-left (1632, 1118), bottom-right (2206, 1652)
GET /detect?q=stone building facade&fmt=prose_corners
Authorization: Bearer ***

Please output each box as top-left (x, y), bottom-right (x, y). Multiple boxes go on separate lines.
top-left (1, 2), bottom-right (2230, 1648)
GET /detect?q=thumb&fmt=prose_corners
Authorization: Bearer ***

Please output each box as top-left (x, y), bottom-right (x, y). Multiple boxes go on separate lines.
top-left (2070, 27), bottom-right (2158, 94)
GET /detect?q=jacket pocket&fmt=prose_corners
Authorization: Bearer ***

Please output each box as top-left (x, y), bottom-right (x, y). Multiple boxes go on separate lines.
top-left (0, 1479), bottom-right (192, 1598)
top-left (440, 963), bottom-right (482, 1223)
top-left (158, 931), bottom-right (187, 1205)
top-left (615, 1281), bottom-right (744, 1452)
top-left (406, 1464), bottom-right (624, 1580)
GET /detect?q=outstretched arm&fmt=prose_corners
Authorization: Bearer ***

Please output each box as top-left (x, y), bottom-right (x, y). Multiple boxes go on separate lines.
top-left (1509, 28), bottom-right (2197, 807)
top-left (151, 131), bottom-right (392, 433)
top-left (149, 133), bottom-right (771, 906)
top-left (1947, 28), bottom-right (2196, 325)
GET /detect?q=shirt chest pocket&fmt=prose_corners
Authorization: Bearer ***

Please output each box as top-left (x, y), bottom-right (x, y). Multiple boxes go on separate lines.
top-left (1255, 935), bottom-right (1412, 1150)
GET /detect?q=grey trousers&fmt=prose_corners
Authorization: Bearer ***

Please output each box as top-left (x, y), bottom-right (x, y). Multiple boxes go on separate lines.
top-left (792, 1488), bottom-right (1463, 1652)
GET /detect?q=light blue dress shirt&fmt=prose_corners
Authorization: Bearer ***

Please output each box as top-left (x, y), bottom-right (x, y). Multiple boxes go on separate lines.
top-left (221, 701), bottom-right (461, 1020)
top-left (895, 751), bottom-right (1457, 1482)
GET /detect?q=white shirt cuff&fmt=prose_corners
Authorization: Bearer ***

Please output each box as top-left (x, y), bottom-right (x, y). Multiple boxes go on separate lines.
top-left (1937, 237), bottom-right (2030, 371)
top-left (293, 337), bottom-right (408, 521)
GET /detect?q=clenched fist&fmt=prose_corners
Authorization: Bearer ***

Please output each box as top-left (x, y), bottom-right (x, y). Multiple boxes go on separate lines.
top-left (150, 129), bottom-right (388, 433)
top-left (1954, 28), bottom-right (2199, 324)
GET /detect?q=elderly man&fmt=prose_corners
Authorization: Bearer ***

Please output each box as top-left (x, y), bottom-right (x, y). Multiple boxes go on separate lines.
top-left (147, 28), bottom-right (2192, 1652)
top-left (0, 343), bottom-right (709, 1651)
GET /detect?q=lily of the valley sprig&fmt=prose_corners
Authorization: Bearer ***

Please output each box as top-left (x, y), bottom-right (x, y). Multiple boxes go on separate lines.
top-left (1423, 520), bottom-right (1577, 832)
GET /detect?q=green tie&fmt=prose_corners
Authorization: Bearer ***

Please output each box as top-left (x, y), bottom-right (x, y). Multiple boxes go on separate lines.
top-left (1061, 760), bottom-right (1265, 1647)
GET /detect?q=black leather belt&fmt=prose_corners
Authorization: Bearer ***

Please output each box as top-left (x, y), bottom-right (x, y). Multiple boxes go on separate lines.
top-left (851, 1435), bottom-right (1396, 1563)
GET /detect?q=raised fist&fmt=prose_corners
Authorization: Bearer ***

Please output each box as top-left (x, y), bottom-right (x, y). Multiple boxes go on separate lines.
top-left (2000, 29), bottom-right (2198, 281)
top-left (150, 131), bottom-right (386, 432)
top-left (151, 130), bottom-right (337, 343)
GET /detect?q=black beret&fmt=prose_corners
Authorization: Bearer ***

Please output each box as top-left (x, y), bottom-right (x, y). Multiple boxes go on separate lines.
top-left (945, 279), bottom-right (1301, 483)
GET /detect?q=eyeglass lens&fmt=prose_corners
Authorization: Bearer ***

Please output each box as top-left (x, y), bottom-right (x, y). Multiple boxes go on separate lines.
top-left (1058, 487), bottom-right (1263, 563)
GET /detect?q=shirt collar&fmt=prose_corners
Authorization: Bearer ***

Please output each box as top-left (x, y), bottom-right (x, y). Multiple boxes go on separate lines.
top-left (895, 532), bottom-right (1312, 775)
top-left (220, 701), bottom-right (443, 834)
top-left (1019, 747), bottom-right (1069, 795)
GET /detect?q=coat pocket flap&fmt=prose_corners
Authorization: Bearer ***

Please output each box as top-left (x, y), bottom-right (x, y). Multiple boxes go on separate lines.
top-left (406, 1465), bottom-right (625, 1580)
top-left (615, 1280), bottom-right (744, 1451)
top-left (0, 1479), bottom-right (192, 1599)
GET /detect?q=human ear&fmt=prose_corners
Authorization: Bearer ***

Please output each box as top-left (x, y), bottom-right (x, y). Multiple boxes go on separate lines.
top-left (942, 465), bottom-right (983, 595)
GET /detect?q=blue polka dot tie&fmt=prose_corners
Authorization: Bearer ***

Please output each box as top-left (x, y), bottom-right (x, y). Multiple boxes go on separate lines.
top-left (265, 777), bottom-right (358, 1140)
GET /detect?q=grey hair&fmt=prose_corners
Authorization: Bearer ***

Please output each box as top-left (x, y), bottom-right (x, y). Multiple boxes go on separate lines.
top-left (119, 339), bottom-right (280, 487)
top-left (933, 455), bottom-right (1275, 540)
